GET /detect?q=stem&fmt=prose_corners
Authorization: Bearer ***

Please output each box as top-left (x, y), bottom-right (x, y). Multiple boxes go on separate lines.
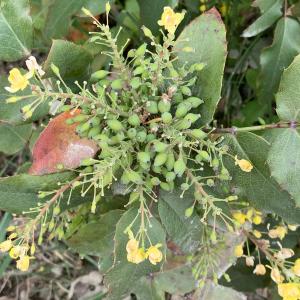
top-left (211, 121), bottom-right (299, 134)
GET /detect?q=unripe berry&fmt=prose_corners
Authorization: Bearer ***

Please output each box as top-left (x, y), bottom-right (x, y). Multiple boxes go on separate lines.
top-left (187, 97), bottom-right (203, 108)
top-left (151, 177), bottom-right (161, 186)
top-left (166, 172), bottom-right (176, 182)
top-left (137, 152), bottom-right (151, 163)
top-left (90, 70), bottom-right (109, 82)
top-left (158, 100), bottom-right (171, 113)
top-left (190, 129), bottom-right (207, 139)
top-left (184, 113), bottom-right (200, 123)
top-left (161, 112), bottom-right (172, 124)
top-left (153, 141), bottom-right (168, 152)
top-left (166, 152), bottom-right (175, 171)
top-left (198, 150), bottom-right (210, 162)
top-left (111, 79), bottom-right (123, 90)
top-left (136, 130), bottom-right (147, 142)
top-left (127, 128), bottom-right (137, 139)
top-left (175, 102), bottom-right (192, 118)
top-left (107, 119), bottom-right (124, 131)
top-left (130, 77), bottom-right (141, 89)
top-left (146, 101), bottom-right (158, 114)
top-left (128, 114), bottom-right (140, 126)
top-left (174, 156), bottom-right (186, 177)
top-left (154, 152), bottom-right (168, 167)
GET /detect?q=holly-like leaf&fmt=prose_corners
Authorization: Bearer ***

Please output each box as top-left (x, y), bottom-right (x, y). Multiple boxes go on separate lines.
top-left (224, 132), bottom-right (300, 223)
top-left (267, 129), bottom-right (300, 206)
top-left (276, 54), bottom-right (300, 122)
top-left (242, 0), bottom-right (282, 38)
top-left (43, 40), bottom-right (94, 82)
top-left (0, 172), bottom-right (88, 214)
top-left (104, 208), bottom-right (166, 300)
top-left (174, 8), bottom-right (227, 125)
top-left (43, 0), bottom-right (86, 40)
top-left (0, 123), bottom-right (32, 155)
top-left (257, 17), bottom-right (300, 106)
top-left (158, 186), bottom-right (202, 253)
top-left (29, 110), bottom-right (98, 175)
top-left (0, 0), bottom-right (33, 61)
top-left (67, 210), bottom-right (123, 256)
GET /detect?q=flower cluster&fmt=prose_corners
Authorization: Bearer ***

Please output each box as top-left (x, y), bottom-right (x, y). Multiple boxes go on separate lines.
top-left (126, 239), bottom-right (163, 265)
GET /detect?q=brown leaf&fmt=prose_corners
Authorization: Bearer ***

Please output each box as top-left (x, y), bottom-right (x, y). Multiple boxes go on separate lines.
top-left (29, 110), bottom-right (98, 175)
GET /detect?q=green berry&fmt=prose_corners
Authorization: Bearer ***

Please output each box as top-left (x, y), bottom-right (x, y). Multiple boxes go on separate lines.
top-left (154, 152), bottom-right (168, 167)
top-left (152, 165), bottom-right (162, 173)
top-left (174, 156), bottom-right (186, 177)
top-left (146, 133), bottom-right (156, 142)
top-left (199, 150), bottom-right (210, 162)
top-left (76, 121), bottom-right (90, 133)
top-left (136, 43), bottom-right (147, 56)
top-left (126, 170), bottom-right (143, 184)
top-left (166, 172), bottom-right (176, 182)
top-left (181, 86), bottom-right (192, 96)
top-left (187, 97), bottom-right (203, 108)
top-left (207, 179), bottom-right (214, 186)
top-left (153, 141), bottom-right (168, 152)
top-left (174, 119), bottom-right (192, 130)
top-left (73, 114), bottom-right (89, 122)
top-left (137, 152), bottom-right (151, 163)
top-left (160, 182), bottom-right (171, 191)
top-left (166, 152), bottom-right (175, 171)
top-left (137, 130), bottom-right (147, 142)
top-left (151, 177), bottom-right (161, 186)
top-left (130, 77), bottom-right (141, 89)
top-left (88, 127), bottom-right (100, 138)
top-left (91, 70), bottom-right (109, 82)
top-left (146, 101), bottom-right (158, 114)
top-left (175, 102), bottom-right (192, 118)
top-left (161, 112), bottom-right (172, 124)
top-left (128, 114), bottom-right (140, 126)
top-left (127, 128), bottom-right (137, 139)
top-left (107, 119), bottom-right (123, 131)
top-left (111, 79), bottom-right (123, 90)
top-left (133, 66), bottom-right (144, 76)
top-left (158, 100), bottom-right (171, 113)
top-left (181, 183), bottom-right (189, 190)
top-left (190, 129), bottom-right (207, 139)
top-left (184, 113), bottom-right (200, 123)
top-left (91, 117), bottom-right (101, 126)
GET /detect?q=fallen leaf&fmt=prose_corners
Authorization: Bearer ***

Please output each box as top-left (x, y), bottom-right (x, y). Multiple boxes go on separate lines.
top-left (29, 110), bottom-right (98, 175)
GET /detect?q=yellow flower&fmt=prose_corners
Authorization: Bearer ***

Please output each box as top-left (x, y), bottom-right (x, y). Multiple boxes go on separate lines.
top-left (253, 264), bottom-right (266, 275)
top-left (127, 248), bottom-right (147, 264)
top-left (0, 240), bottom-right (13, 252)
top-left (271, 268), bottom-right (283, 283)
top-left (147, 245), bottom-right (163, 265)
top-left (16, 255), bottom-right (30, 272)
top-left (234, 243), bottom-right (244, 258)
top-left (9, 246), bottom-right (22, 259)
top-left (5, 68), bottom-right (33, 93)
top-left (6, 226), bottom-right (16, 232)
top-left (293, 259), bottom-right (300, 277)
top-left (199, 4), bottom-right (206, 12)
top-left (268, 226), bottom-right (287, 240)
top-left (253, 215), bottom-right (262, 225)
top-left (158, 7), bottom-right (185, 34)
top-left (126, 239), bottom-right (139, 253)
top-left (232, 211), bottom-right (247, 225)
top-left (253, 230), bottom-right (262, 239)
top-left (235, 156), bottom-right (253, 172)
top-left (278, 283), bottom-right (300, 300)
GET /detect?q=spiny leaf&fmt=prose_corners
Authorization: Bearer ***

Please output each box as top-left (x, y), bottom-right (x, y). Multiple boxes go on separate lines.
top-left (174, 8), bottom-right (227, 125)
top-left (29, 110), bottom-right (98, 175)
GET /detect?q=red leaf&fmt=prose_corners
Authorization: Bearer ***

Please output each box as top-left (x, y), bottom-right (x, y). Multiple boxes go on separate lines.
top-left (29, 110), bottom-right (98, 175)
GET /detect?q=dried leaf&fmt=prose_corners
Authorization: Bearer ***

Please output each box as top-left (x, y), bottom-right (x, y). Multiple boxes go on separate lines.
top-left (29, 110), bottom-right (98, 175)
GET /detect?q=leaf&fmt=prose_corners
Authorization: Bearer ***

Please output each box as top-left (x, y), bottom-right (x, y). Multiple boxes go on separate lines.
top-left (43, 40), bottom-right (94, 82)
top-left (67, 210), bottom-right (123, 255)
top-left (0, 75), bottom-right (49, 125)
top-left (242, 0), bottom-right (282, 38)
top-left (158, 186), bottom-right (202, 253)
top-left (196, 281), bottom-right (246, 300)
top-left (0, 0), bottom-right (33, 61)
top-left (29, 110), bottom-right (98, 175)
top-left (0, 172), bottom-right (89, 214)
top-left (257, 17), bottom-right (300, 106)
top-left (137, 0), bottom-right (178, 34)
top-left (43, 0), bottom-right (86, 40)
top-left (267, 129), bottom-right (300, 206)
top-left (174, 8), bottom-right (227, 125)
top-left (104, 208), bottom-right (166, 300)
top-left (224, 132), bottom-right (300, 223)
top-left (0, 123), bottom-right (32, 155)
top-left (276, 54), bottom-right (300, 121)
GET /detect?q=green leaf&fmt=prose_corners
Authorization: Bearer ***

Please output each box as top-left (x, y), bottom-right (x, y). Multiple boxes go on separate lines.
top-left (257, 17), bottom-right (300, 106)
top-left (0, 76), bottom-right (49, 125)
top-left (159, 187), bottom-right (202, 253)
top-left (242, 0), bottom-right (282, 38)
top-left (0, 0), bottom-right (33, 61)
top-left (104, 208), bottom-right (166, 300)
top-left (174, 8), bottom-right (227, 125)
top-left (137, 0), bottom-right (178, 34)
top-left (267, 129), bottom-right (300, 206)
top-left (196, 281), bottom-right (246, 300)
top-left (67, 210), bottom-right (123, 255)
top-left (44, 40), bottom-right (93, 82)
top-left (0, 123), bottom-right (32, 155)
top-left (0, 172), bottom-right (90, 215)
top-left (133, 276), bottom-right (165, 300)
top-left (224, 132), bottom-right (300, 223)
top-left (276, 54), bottom-right (300, 122)
top-left (43, 0), bottom-right (86, 40)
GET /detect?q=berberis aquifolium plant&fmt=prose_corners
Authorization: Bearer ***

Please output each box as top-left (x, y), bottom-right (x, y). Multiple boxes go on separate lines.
top-left (1, 3), bottom-right (300, 300)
